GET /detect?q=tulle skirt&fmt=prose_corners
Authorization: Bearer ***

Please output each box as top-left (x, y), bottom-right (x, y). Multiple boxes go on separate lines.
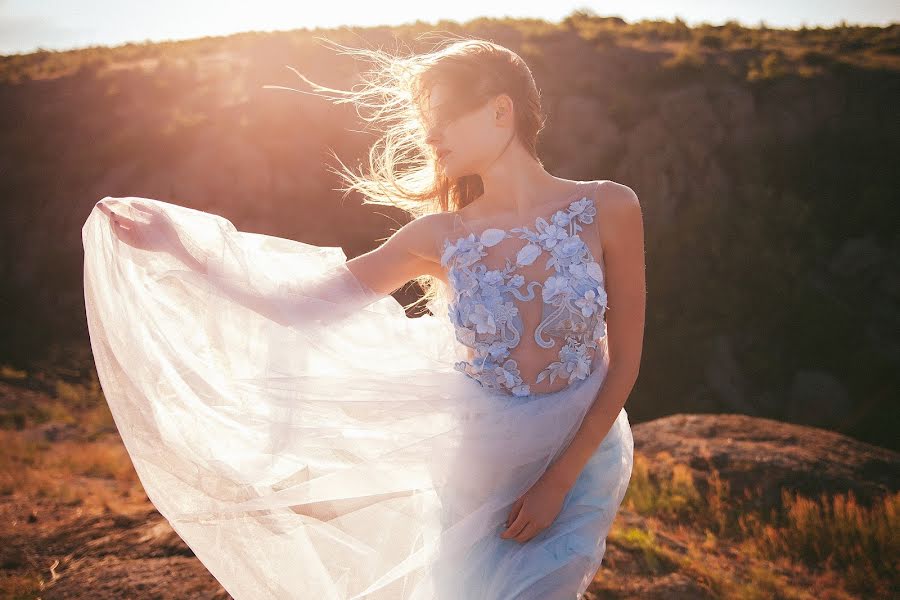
top-left (81, 197), bottom-right (634, 600)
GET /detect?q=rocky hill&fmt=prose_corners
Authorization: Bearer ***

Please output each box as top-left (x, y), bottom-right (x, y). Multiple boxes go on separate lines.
top-left (1, 17), bottom-right (898, 451)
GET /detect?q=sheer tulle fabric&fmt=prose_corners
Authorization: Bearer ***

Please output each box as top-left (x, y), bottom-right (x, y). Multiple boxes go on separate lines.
top-left (82, 197), bottom-right (634, 600)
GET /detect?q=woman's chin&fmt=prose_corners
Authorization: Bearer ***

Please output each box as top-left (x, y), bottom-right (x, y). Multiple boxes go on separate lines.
top-left (438, 154), bottom-right (462, 176)
top-left (440, 162), bottom-right (471, 179)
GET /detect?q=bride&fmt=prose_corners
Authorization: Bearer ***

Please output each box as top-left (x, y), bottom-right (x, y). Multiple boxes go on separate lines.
top-left (85, 36), bottom-right (645, 600)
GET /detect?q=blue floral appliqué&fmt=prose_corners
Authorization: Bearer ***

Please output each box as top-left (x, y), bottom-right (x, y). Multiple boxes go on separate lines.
top-left (441, 196), bottom-right (608, 397)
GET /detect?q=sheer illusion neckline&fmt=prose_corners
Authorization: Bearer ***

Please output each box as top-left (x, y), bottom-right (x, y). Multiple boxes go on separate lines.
top-left (441, 182), bottom-right (598, 251)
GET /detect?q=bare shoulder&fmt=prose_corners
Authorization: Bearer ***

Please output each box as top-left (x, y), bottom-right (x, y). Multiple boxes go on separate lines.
top-left (592, 180), bottom-right (642, 237)
top-left (347, 211), bottom-right (451, 295)
top-left (594, 180), bottom-right (640, 210)
top-left (390, 211), bottom-right (457, 265)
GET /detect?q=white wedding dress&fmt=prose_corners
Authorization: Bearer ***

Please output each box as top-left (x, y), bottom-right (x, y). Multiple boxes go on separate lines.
top-left (81, 191), bottom-right (634, 600)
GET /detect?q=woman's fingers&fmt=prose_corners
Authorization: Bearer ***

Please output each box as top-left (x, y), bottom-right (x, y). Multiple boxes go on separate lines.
top-left (96, 199), bottom-right (153, 249)
top-left (505, 495), bottom-right (524, 527)
top-left (512, 521), bottom-right (539, 543)
top-left (112, 212), bottom-right (137, 229)
top-left (96, 198), bottom-right (127, 214)
top-left (130, 200), bottom-right (163, 219)
top-left (101, 200), bottom-right (160, 234)
top-left (97, 198), bottom-right (152, 223)
top-left (95, 199), bottom-right (114, 218)
top-left (96, 199), bottom-right (128, 225)
top-left (502, 519), bottom-right (528, 540)
top-left (500, 495), bottom-right (547, 543)
top-left (501, 505), bottom-right (530, 539)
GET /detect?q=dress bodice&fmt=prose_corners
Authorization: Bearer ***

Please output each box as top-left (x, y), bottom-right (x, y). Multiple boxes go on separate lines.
top-left (440, 192), bottom-right (608, 397)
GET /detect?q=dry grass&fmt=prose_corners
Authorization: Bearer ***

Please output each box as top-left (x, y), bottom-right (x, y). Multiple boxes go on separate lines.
top-left (0, 572), bottom-right (43, 600)
top-left (739, 489), bottom-right (899, 596)
top-left (611, 451), bottom-right (898, 597)
top-left (0, 365), bottom-right (27, 380)
top-left (0, 429), bottom-right (140, 509)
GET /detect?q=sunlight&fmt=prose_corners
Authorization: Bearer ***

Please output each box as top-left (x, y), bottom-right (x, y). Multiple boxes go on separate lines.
top-left (3, 0), bottom-right (893, 55)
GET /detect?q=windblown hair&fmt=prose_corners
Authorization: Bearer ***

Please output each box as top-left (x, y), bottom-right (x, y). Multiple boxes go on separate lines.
top-left (271, 34), bottom-right (548, 313)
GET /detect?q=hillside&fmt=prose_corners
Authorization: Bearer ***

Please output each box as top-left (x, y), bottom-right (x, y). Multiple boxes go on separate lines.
top-left (2, 16), bottom-right (898, 450)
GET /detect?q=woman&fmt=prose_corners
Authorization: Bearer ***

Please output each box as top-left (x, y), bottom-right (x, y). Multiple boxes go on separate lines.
top-left (85, 36), bottom-right (645, 600)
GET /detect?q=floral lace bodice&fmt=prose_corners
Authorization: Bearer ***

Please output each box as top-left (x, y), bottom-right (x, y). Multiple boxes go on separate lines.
top-left (440, 193), bottom-right (608, 397)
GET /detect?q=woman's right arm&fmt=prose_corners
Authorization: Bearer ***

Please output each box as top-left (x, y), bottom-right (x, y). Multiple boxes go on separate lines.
top-left (263, 213), bottom-right (446, 326)
top-left (175, 213), bottom-right (445, 327)
top-left (343, 212), bottom-right (446, 297)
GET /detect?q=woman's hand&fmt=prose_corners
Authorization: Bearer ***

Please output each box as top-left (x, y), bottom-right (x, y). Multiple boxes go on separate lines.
top-left (499, 474), bottom-right (570, 543)
top-left (95, 198), bottom-right (184, 255)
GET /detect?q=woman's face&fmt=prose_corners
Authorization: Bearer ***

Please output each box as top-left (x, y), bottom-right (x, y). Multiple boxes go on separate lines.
top-left (422, 82), bottom-right (512, 179)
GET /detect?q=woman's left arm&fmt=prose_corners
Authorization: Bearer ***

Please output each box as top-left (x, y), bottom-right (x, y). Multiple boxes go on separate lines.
top-left (542, 181), bottom-right (646, 490)
top-left (500, 182), bottom-right (646, 543)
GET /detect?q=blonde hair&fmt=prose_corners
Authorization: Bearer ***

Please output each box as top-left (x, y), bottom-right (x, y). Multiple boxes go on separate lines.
top-left (268, 34), bottom-right (548, 313)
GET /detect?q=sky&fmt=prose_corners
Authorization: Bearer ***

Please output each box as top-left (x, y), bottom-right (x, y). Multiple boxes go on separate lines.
top-left (1, 0), bottom-right (897, 56)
